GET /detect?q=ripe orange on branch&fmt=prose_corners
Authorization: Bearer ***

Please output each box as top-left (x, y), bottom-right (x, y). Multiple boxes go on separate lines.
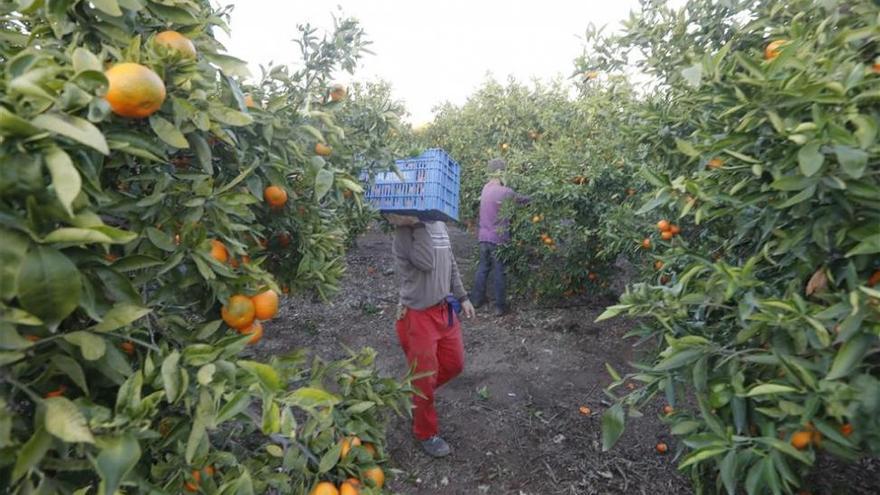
top-left (363, 466), bottom-right (385, 488)
top-left (330, 84), bottom-right (347, 102)
top-left (657, 220), bottom-right (670, 232)
top-left (340, 479), bottom-right (360, 495)
top-left (264, 185), bottom-right (288, 209)
top-left (210, 240), bottom-right (229, 263)
top-left (707, 157), bottom-right (724, 169)
top-left (154, 30), bottom-right (197, 58)
top-left (310, 482), bottom-right (339, 495)
top-left (661, 231), bottom-right (673, 241)
top-left (105, 63), bottom-right (166, 118)
top-left (251, 289), bottom-right (279, 320)
top-left (340, 436), bottom-right (362, 458)
top-left (221, 295), bottom-right (256, 330)
top-left (315, 142), bottom-right (332, 156)
top-left (641, 238), bottom-right (652, 249)
top-left (791, 431), bottom-right (813, 450)
top-left (238, 320), bottom-right (263, 345)
top-left (764, 39), bottom-right (787, 60)
top-left (655, 442), bottom-right (668, 454)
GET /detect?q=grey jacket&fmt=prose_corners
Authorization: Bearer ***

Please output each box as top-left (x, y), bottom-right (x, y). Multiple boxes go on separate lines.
top-left (392, 221), bottom-right (468, 310)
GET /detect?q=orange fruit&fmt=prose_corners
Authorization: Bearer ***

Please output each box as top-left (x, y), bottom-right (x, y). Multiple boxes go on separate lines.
top-left (340, 436), bottom-right (362, 458)
top-left (669, 225), bottom-right (681, 236)
top-left (330, 84), bottom-right (347, 102)
top-left (244, 94), bottom-right (256, 108)
top-left (765, 39), bottom-right (786, 61)
top-left (309, 482), bottom-right (339, 495)
top-left (578, 406), bottom-right (591, 416)
top-left (203, 465), bottom-right (216, 477)
top-left (661, 231), bottom-right (673, 241)
top-left (656, 442), bottom-right (668, 454)
top-left (25, 334), bottom-right (40, 342)
top-left (264, 185), bottom-right (288, 209)
top-left (154, 30), bottom-right (197, 59)
top-left (532, 215), bottom-right (541, 223)
top-left (184, 481), bottom-right (199, 492)
top-left (44, 385), bottom-right (67, 398)
top-left (221, 295), bottom-right (256, 330)
top-left (625, 382), bottom-right (636, 390)
top-left (191, 470), bottom-right (202, 484)
top-left (315, 142), bottom-right (332, 156)
top-left (340, 479), bottom-right (360, 495)
top-left (626, 188), bottom-right (636, 196)
top-left (251, 289), bottom-right (279, 320)
top-left (588, 272), bottom-right (598, 281)
top-left (791, 431), bottom-right (813, 450)
top-left (660, 275), bottom-right (670, 284)
top-left (277, 232), bottom-right (291, 248)
top-left (654, 260), bottom-right (664, 270)
top-left (363, 466), bottom-right (384, 488)
top-left (867, 269), bottom-right (880, 287)
top-left (210, 240), bottom-right (228, 263)
top-left (840, 423), bottom-right (854, 437)
top-left (663, 405), bottom-right (674, 415)
top-left (707, 158), bottom-right (724, 169)
top-left (641, 238), bottom-right (651, 249)
top-left (657, 220), bottom-right (670, 232)
top-left (583, 71), bottom-right (599, 80)
top-left (120, 341), bottom-right (135, 355)
top-left (238, 320), bottom-right (263, 345)
top-left (543, 236), bottom-right (554, 246)
top-left (104, 63), bottom-right (166, 118)
top-left (501, 143), bottom-right (510, 151)
top-left (363, 442), bottom-right (377, 459)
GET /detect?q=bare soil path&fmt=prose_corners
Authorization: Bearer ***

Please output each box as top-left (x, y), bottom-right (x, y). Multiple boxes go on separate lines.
top-left (263, 225), bottom-right (880, 495)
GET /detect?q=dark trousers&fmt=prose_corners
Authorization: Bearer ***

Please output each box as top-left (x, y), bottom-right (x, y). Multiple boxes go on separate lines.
top-left (470, 242), bottom-right (507, 311)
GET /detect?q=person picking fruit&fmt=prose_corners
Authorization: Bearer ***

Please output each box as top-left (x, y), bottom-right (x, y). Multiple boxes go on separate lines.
top-left (470, 158), bottom-right (529, 316)
top-left (387, 213), bottom-right (475, 458)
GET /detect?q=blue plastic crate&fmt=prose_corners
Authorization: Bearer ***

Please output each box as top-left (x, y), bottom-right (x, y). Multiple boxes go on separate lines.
top-left (364, 148), bottom-right (460, 222)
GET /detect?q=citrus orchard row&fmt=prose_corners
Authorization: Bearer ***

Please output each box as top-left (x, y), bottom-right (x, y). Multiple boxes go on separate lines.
top-left (0, 1), bottom-right (412, 493)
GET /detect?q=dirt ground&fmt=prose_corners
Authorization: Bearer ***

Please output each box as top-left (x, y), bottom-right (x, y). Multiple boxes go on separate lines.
top-left (264, 225), bottom-right (880, 495)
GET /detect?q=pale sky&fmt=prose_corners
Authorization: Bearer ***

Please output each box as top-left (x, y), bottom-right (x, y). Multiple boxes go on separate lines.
top-left (218, 1), bottom-right (641, 125)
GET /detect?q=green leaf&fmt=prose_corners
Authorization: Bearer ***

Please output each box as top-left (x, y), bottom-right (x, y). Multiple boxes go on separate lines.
top-left (207, 105), bottom-right (253, 126)
top-left (145, 227), bottom-right (176, 252)
top-left (845, 233), bottom-right (880, 257)
top-left (18, 246), bottom-right (81, 326)
top-left (149, 115), bottom-right (189, 148)
top-left (595, 304), bottom-right (630, 322)
top-left (670, 420), bottom-right (702, 435)
top-left (63, 331), bottom-right (107, 361)
top-left (755, 437), bottom-right (812, 465)
top-left (203, 52), bottom-right (251, 78)
top-left (719, 450), bottom-right (737, 495)
top-left (655, 348), bottom-right (705, 371)
top-left (675, 138), bottom-right (699, 157)
top-left (52, 355), bottom-right (89, 394)
top-left (44, 146), bottom-right (82, 217)
top-left (32, 113), bottom-right (109, 154)
top-left (604, 362), bottom-right (621, 382)
top-left (0, 106), bottom-right (41, 135)
top-left (318, 440), bottom-right (343, 474)
top-left (345, 401), bottom-right (376, 414)
top-left (188, 133), bottom-right (213, 175)
top-left (284, 387), bottom-right (340, 409)
top-left (96, 434), bottom-right (140, 495)
top-left (161, 351), bottom-right (182, 403)
top-left (601, 403), bottom-right (625, 451)
top-left (314, 169), bottom-right (334, 200)
top-left (827, 334), bottom-right (873, 380)
top-left (72, 47), bottom-right (103, 73)
top-left (12, 427), bottom-right (52, 482)
top-left (43, 226), bottom-right (136, 245)
top-left (238, 361), bottom-right (283, 392)
top-left (834, 145), bottom-right (868, 178)
top-left (797, 142), bottom-right (824, 177)
top-left (681, 63), bottom-right (703, 88)
top-left (91, 303), bottom-right (151, 333)
top-left (0, 228), bottom-right (28, 301)
top-left (91, 0), bottom-right (122, 16)
top-left (678, 447), bottom-right (727, 469)
top-left (745, 384), bottom-right (798, 397)
top-left (45, 397), bottom-right (95, 443)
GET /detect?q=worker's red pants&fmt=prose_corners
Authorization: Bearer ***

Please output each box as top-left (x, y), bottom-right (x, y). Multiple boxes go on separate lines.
top-left (395, 303), bottom-right (464, 440)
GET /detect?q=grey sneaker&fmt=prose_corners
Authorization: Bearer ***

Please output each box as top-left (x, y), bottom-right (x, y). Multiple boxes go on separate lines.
top-left (420, 435), bottom-right (451, 458)
top-left (493, 307), bottom-right (507, 317)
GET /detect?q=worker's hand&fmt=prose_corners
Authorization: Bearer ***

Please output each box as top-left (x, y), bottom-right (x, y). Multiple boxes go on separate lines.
top-left (385, 214), bottom-right (420, 227)
top-left (461, 300), bottom-right (476, 319)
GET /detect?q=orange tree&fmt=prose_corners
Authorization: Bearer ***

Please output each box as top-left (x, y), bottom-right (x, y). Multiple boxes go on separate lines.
top-left (416, 78), bottom-right (647, 300)
top-left (592, 0), bottom-right (880, 493)
top-left (0, 2), bottom-right (411, 494)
